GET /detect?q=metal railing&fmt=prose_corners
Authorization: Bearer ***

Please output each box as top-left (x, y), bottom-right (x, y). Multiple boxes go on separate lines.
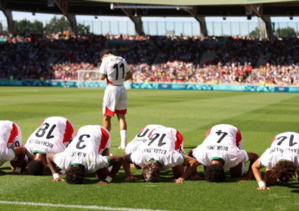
top-left (0, 19), bottom-right (298, 37)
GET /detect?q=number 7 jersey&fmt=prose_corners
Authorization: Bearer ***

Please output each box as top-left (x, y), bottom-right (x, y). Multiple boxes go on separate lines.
top-left (25, 117), bottom-right (74, 158)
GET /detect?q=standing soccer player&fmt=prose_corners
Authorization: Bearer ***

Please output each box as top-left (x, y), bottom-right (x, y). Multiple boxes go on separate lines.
top-left (252, 132), bottom-right (299, 190)
top-left (99, 49), bottom-right (132, 150)
top-left (25, 116), bottom-right (74, 175)
top-left (189, 124), bottom-right (258, 182)
top-left (0, 120), bottom-right (26, 174)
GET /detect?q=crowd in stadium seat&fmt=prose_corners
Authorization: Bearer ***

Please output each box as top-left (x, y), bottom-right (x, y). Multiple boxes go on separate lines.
top-left (0, 33), bottom-right (298, 85)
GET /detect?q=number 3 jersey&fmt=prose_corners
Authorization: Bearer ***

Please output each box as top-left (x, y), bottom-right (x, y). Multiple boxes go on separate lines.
top-left (25, 117), bottom-right (74, 158)
top-left (259, 132), bottom-right (299, 169)
top-left (53, 125), bottom-right (111, 174)
top-left (192, 124), bottom-right (249, 169)
top-left (99, 56), bottom-right (130, 86)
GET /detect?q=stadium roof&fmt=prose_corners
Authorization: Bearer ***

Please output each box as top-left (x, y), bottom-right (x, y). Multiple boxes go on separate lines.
top-left (1, 0), bottom-right (298, 17)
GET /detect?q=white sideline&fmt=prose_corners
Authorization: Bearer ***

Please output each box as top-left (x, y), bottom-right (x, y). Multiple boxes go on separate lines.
top-left (0, 200), bottom-right (171, 211)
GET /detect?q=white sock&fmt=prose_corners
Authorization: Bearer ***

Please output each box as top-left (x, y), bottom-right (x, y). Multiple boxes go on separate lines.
top-left (120, 130), bottom-right (127, 146)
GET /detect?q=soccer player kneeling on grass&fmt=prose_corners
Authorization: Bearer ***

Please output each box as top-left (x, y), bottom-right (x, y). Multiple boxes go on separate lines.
top-left (0, 120), bottom-right (26, 174)
top-left (123, 127), bottom-right (198, 183)
top-left (46, 125), bottom-right (123, 184)
top-left (252, 132), bottom-right (299, 190)
top-left (25, 116), bottom-right (74, 175)
top-left (189, 124), bottom-right (258, 182)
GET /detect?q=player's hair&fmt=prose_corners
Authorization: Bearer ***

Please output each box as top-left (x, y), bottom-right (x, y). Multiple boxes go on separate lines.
top-left (205, 164), bottom-right (226, 182)
top-left (99, 49), bottom-right (112, 59)
top-left (271, 160), bottom-right (297, 183)
top-left (142, 161), bottom-right (161, 182)
top-left (66, 166), bottom-right (85, 184)
top-left (27, 160), bottom-right (44, 175)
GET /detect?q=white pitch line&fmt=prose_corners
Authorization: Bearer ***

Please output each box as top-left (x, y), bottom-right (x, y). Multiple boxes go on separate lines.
top-left (0, 201), bottom-right (172, 211)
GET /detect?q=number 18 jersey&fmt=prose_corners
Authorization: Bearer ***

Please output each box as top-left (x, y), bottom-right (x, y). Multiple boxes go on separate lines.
top-left (25, 117), bottom-right (74, 158)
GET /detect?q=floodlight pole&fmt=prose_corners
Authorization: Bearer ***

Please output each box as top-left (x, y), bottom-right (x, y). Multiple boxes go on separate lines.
top-left (186, 7), bottom-right (208, 37)
top-left (118, 4), bottom-right (144, 35)
top-left (0, 0), bottom-right (13, 34)
top-left (53, 0), bottom-right (78, 35)
top-left (245, 4), bottom-right (273, 40)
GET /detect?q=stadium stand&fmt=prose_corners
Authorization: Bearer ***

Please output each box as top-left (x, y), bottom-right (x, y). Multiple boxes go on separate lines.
top-left (0, 34), bottom-right (298, 85)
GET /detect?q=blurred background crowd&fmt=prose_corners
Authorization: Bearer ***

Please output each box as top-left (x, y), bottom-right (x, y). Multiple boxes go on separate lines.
top-left (0, 33), bottom-right (298, 86)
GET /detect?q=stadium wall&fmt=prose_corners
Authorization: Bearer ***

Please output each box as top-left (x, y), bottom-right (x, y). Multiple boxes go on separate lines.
top-left (1, 80), bottom-right (299, 93)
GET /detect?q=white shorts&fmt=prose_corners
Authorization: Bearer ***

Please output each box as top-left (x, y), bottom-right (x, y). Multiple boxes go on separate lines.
top-left (102, 85), bottom-right (127, 116)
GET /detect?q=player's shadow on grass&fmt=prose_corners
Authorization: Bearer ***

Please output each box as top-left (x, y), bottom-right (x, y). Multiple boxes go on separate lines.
top-left (274, 181), bottom-right (299, 193)
top-left (0, 166), bottom-right (14, 175)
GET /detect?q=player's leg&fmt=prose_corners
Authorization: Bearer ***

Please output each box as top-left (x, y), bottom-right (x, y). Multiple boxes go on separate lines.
top-left (117, 113), bottom-right (127, 149)
top-left (115, 87), bottom-right (128, 149)
top-left (230, 162), bottom-right (244, 177)
top-left (172, 165), bottom-right (185, 178)
top-left (103, 115), bottom-right (112, 131)
top-left (102, 87), bottom-right (116, 132)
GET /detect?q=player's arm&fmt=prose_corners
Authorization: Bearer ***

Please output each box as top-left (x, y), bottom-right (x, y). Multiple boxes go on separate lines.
top-left (10, 146), bottom-right (26, 175)
top-left (252, 158), bottom-right (269, 190)
top-left (122, 154), bottom-right (137, 181)
top-left (124, 71), bottom-right (132, 81)
top-left (98, 156), bottom-right (124, 185)
top-left (240, 151), bottom-right (259, 181)
top-left (173, 155), bottom-right (199, 183)
top-left (188, 149), bottom-right (200, 179)
top-left (46, 153), bottom-right (65, 182)
top-left (99, 74), bottom-right (106, 80)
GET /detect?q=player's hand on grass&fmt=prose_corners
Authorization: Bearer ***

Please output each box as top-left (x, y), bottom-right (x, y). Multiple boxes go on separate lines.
top-left (257, 186), bottom-right (270, 190)
top-left (9, 171), bottom-right (21, 175)
top-left (125, 175), bottom-right (137, 181)
top-left (51, 178), bottom-right (65, 182)
top-left (237, 177), bottom-right (251, 181)
top-left (191, 174), bottom-right (201, 179)
top-left (97, 180), bottom-right (108, 185)
top-left (173, 178), bottom-right (184, 183)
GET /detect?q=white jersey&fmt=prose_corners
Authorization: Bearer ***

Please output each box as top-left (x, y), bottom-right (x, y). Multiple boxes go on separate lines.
top-left (53, 125), bottom-right (111, 174)
top-left (0, 120), bottom-right (22, 148)
top-left (192, 124), bottom-right (248, 169)
top-left (204, 124), bottom-right (243, 148)
top-left (259, 132), bottom-right (299, 169)
top-left (25, 117), bottom-right (74, 158)
top-left (130, 149), bottom-right (185, 171)
top-left (0, 137), bottom-right (16, 166)
top-left (138, 127), bottom-right (184, 153)
top-left (99, 55), bottom-right (130, 86)
top-left (125, 124), bottom-right (166, 154)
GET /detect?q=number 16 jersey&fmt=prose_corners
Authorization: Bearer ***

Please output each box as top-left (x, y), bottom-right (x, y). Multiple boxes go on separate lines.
top-left (259, 132), bottom-right (299, 169)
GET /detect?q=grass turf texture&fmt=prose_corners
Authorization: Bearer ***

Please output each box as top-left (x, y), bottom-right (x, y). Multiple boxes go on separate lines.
top-left (1, 86), bottom-right (299, 211)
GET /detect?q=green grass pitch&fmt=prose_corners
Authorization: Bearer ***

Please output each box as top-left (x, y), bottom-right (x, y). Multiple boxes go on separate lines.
top-left (1, 86), bottom-right (299, 210)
